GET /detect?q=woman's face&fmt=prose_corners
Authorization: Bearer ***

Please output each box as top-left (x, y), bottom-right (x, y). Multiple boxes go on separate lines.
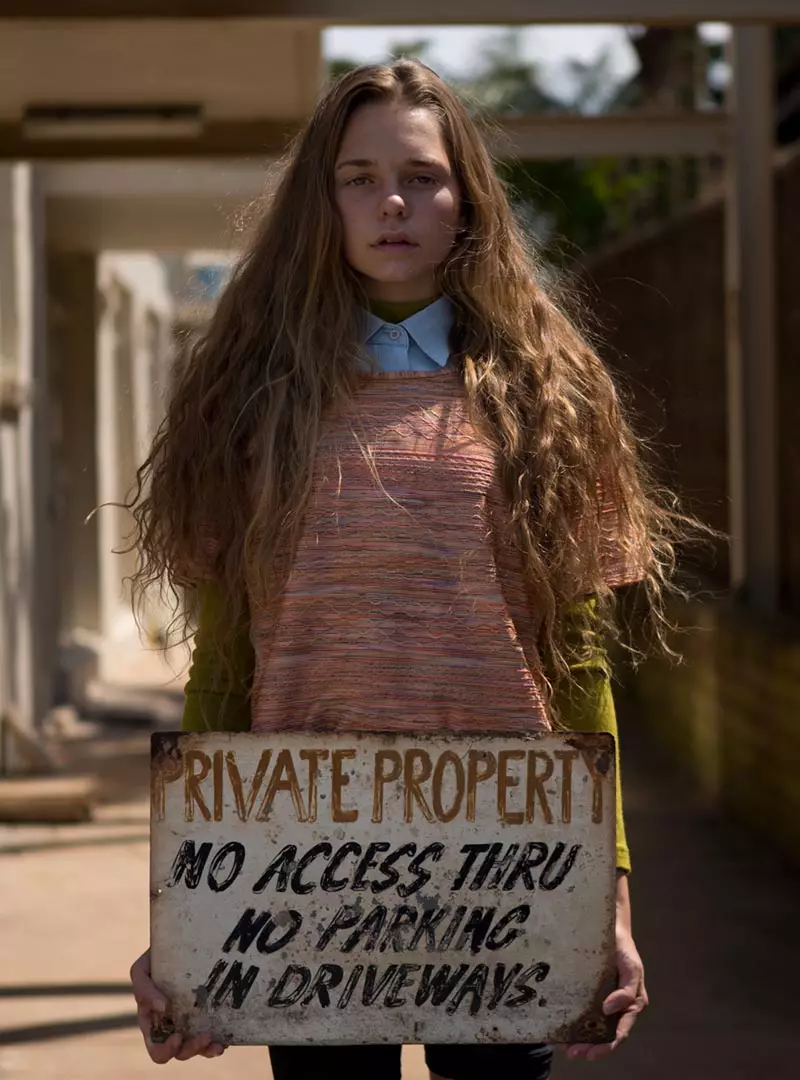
top-left (334, 101), bottom-right (464, 303)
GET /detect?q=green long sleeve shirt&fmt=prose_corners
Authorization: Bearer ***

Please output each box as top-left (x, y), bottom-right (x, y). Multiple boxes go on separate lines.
top-left (181, 583), bottom-right (631, 872)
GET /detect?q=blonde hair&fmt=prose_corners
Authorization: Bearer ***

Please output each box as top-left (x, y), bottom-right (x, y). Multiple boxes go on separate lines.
top-left (129, 59), bottom-right (699, 711)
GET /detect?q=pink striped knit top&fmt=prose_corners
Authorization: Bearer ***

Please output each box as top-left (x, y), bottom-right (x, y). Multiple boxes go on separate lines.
top-left (247, 366), bottom-right (640, 736)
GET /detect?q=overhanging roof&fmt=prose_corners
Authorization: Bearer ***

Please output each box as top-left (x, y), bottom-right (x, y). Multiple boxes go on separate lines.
top-left (1, 2), bottom-right (799, 23)
top-left (0, 113), bottom-right (731, 160)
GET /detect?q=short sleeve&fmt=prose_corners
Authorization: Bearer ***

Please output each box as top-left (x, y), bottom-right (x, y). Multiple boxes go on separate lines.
top-left (172, 523), bottom-right (221, 587)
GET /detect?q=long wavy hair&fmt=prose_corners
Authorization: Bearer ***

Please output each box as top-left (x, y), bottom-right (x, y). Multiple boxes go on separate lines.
top-left (128, 58), bottom-right (702, 716)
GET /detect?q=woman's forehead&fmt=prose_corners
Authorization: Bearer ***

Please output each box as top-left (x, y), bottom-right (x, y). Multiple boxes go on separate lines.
top-left (337, 102), bottom-right (450, 166)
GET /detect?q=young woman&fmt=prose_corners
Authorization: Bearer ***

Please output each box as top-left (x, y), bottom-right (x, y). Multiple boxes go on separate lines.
top-left (128, 58), bottom-right (689, 1079)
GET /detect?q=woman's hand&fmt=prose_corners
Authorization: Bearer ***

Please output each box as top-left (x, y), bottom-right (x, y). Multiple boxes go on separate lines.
top-left (130, 948), bottom-right (227, 1063)
top-left (564, 874), bottom-right (648, 1062)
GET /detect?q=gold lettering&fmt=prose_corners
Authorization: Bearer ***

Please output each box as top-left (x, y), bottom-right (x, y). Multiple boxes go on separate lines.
top-left (226, 750), bottom-right (271, 822)
top-left (403, 749), bottom-right (434, 823)
top-left (256, 749), bottom-right (307, 823)
top-left (432, 750), bottom-right (465, 823)
top-left (212, 749), bottom-right (224, 822)
top-left (497, 749), bottom-right (525, 824)
top-left (581, 750), bottom-right (606, 824)
top-left (372, 750), bottom-right (402, 823)
top-left (331, 749), bottom-right (358, 823)
top-left (151, 749), bottom-right (183, 822)
top-left (300, 749), bottom-right (330, 823)
top-left (555, 750), bottom-right (579, 824)
top-left (466, 751), bottom-right (496, 822)
top-left (525, 751), bottom-right (554, 824)
top-left (184, 750), bottom-right (211, 822)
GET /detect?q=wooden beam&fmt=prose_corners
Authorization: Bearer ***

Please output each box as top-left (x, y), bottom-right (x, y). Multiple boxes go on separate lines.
top-left (0, 2), bottom-right (798, 24)
top-left (0, 112), bottom-right (730, 161)
top-left (724, 27), bottom-right (779, 615)
top-left (494, 113), bottom-right (729, 159)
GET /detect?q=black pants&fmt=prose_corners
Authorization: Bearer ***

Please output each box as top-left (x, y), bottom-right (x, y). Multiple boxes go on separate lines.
top-left (268, 1043), bottom-right (554, 1080)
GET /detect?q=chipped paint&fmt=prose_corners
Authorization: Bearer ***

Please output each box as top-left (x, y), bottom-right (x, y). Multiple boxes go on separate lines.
top-left (150, 731), bottom-right (617, 1045)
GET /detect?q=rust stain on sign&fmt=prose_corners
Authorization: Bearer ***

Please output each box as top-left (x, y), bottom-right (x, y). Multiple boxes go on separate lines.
top-left (150, 731), bottom-right (617, 1046)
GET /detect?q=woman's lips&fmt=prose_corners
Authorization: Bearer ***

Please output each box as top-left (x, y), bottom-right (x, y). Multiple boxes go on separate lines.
top-left (374, 239), bottom-right (417, 250)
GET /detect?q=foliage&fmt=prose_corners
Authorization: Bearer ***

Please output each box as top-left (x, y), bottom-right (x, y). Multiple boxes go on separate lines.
top-left (324, 25), bottom-right (731, 259)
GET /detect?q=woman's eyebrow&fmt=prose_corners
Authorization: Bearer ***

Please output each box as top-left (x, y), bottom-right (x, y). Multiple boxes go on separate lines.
top-left (335, 156), bottom-right (447, 171)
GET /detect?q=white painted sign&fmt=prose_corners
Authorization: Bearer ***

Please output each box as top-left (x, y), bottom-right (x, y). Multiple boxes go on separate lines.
top-left (150, 731), bottom-right (618, 1046)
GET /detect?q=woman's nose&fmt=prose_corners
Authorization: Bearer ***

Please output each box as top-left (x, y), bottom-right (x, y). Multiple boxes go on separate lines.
top-left (381, 193), bottom-right (406, 216)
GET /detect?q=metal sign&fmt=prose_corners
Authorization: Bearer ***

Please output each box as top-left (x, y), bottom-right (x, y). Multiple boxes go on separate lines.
top-left (150, 731), bottom-right (618, 1046)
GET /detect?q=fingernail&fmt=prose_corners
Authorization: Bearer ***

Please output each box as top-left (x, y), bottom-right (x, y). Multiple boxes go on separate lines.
top-left (153, 998), bottom-right (167, 1013)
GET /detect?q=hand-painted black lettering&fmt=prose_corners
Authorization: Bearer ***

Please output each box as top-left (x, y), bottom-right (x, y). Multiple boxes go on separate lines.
top-left (352, 842), bottom-right (391, 891)
top-left (361, 964), bottom-right (398, 1007)
top-left (485, 905), bottom-right (530, 950)
top-left (502, 843), bottom-right (548, 891)
top-left (195, 959), bottom-right (226, 1005)
top-left (207, 842), bottom-right (246, 892)
top-left (437, 906), bottom-right (467, 951)
top-left (222, 907), bottom-right (269, 953)
top-left (469, 843), bottom-right (504, 890)
top-left (342, 905), bottom-right (387, 953)
top-left (397, 843), bottom-right (445, 899)
top-left (538, 843), bottom-right (582, 890)
top-left (316, 905), bottom-right (362, 950)
top-left (301, 964), bottom-right (344, 1007)
top-left (320, 842), bottom-right (362, 892)
top-left (336, 964), bottom-right (364, 1009)
top-left (409, 906), bottom-right (449, 951)
top-left (504, 962), bottom-right (550, 1008)
top-left (446, 963), bottom-right (488, 1015)
top-left (378, 906), bottom-right (418, 953)
top-left (487, 962), bottom-right (523, 1009)
top-left (372, 843), bottom-right (417, 895)
top-left (258, 910), bottom-right (302, 954)
top-left (211, 960), bottom-right (260, 1009)
top-left (291, 842), bottom-right (332, 895)
top-left (451, 845), bottom-right (489, 891)
top-left (384, 964), bottom-right (421, 1008)
top-left (485, 844), bottom-right (520, 889)
top-left (414, 964), bottom-right (469, 1007)
top-left (252, 845), bottom-right (296, 894)
top-left (268, 965), bottom-right (310, 1008)
top-left (454, 907), bottom-right (496, 954)
top-left (167, 840), bottom-right (212, 889)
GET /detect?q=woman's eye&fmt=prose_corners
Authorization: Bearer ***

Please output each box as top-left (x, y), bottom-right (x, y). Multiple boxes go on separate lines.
top-left (410, 175), bottom-right (437, 185)
top-left (346, 175), bottom-right (370, 186)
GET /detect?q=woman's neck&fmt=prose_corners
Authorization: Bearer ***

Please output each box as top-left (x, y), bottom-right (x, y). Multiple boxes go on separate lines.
top-left (368, 295), bottom-right (439, 324)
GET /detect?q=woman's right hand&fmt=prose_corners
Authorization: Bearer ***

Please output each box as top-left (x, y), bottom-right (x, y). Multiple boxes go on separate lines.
top-left (130, 948), bottom-right (227, 1063)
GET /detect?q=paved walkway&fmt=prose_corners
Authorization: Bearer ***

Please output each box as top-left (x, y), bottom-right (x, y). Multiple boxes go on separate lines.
top-left (1, 657), bottom-right (798, 1079)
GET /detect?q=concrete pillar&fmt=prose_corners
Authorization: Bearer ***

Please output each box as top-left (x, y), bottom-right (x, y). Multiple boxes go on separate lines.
top-left (96, 279), bottom-right (126, 642)
top-left (0, 164), bottom-right (51, 763)
top-left (725, 27), bottom-right (778, 616)
top-left (49, 253), bottom-right (102, 635)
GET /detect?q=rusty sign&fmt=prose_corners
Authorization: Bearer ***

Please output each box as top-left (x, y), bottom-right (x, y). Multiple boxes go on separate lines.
top-left (150, 731), bottom-right (617, 1046)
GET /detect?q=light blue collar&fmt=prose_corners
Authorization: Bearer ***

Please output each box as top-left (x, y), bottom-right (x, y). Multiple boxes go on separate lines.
top-left (363, 296), bottom-right (454, 368)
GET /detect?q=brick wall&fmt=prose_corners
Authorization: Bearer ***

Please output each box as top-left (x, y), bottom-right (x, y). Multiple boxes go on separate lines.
top-left (620, 599), bottom-right (800, 869)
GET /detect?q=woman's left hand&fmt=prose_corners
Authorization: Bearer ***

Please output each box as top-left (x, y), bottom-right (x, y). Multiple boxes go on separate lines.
top-left (564, 875), bottom-right (649, 1061)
